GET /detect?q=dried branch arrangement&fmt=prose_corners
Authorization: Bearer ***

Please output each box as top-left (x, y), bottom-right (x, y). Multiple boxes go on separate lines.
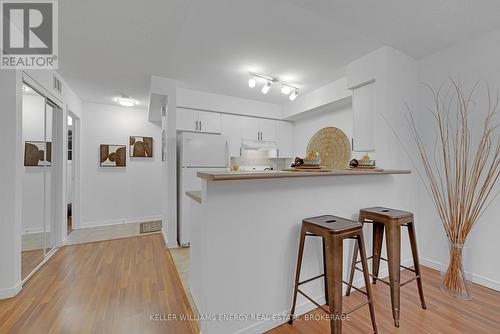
top-left (409, 81), bottom-right (500, 299)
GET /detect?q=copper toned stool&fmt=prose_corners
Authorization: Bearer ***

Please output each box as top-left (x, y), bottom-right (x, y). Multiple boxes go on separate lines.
top-left (346, 207), bottom-right (427, 327)
top-left (289, 215), bottom-right (378, 334)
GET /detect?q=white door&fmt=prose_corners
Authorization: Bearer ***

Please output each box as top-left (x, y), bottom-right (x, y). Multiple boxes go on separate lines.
top-left (177, 108), bottom-right (198, 132)
top-left (198, 111), bottom-right (221, 134)
top-left (259, 119), bottom-right (277, 142)
top-left (179, 167), bottom-right (226, 246)
top-left (181, 133), bottom-right (229, 167)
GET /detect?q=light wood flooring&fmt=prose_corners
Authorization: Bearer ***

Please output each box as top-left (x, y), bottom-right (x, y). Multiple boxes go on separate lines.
top-left (5, 234), bottom-right (500, 334)
top-left (267, 266), bottom-right (500, 334)
top-left (0, 234), bottom-right (199, 334)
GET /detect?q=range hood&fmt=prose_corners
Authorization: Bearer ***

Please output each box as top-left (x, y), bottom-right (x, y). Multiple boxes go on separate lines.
top-left (240, 139), bottom-right (279, 157)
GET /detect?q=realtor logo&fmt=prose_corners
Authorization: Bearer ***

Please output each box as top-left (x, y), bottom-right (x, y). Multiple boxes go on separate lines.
top-left (1, 0), bottom-right (58, 69)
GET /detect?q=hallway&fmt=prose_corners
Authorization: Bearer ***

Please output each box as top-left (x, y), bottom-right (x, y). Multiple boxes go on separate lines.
top-left (0, 234), bottom-right (198, 334)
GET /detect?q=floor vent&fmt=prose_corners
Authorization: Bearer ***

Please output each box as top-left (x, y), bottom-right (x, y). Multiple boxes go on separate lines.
top-left (140, 221), bottom-right (162, 234)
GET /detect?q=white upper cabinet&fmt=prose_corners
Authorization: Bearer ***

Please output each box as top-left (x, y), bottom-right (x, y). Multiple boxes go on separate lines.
top-left (258, 119), bottom-right (276, 142)
top-left (352, 82), bottom-right (375, 152)
top-left (176, 108), bottom-right (221, 134)
top-left (198, 111), bottom-right (221, 134)
top-left (177, 108), bottom-right (199, 132)
top-left (276, 121), bottom-right (293, 157)
top-left (221, 114), bottom-right (245, 156)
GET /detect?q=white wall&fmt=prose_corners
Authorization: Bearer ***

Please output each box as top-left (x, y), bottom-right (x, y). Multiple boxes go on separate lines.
top-left (283, 77), bottom-right (351, 120)
top-left (292, 104), bottom-right (353, 157)
top-left (416, 28), bottom-right (500, 290)
top-left (0, 70), bottom-right (23, 298)
top-left (80, 102), bottom-right (163, 227)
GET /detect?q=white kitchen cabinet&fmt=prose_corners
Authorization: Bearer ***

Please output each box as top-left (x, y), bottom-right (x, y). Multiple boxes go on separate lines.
top-left (177, 108), bottom-right (199, 132)
top-left (276, 121), bottom-right (293, 157)
top-left (258, 119), bottom-right (276, 142)
top-left (176, 108), bottom-right (221, 134)
top-left (198, 111), bottom-right (221, 133)
top-left (221, 114), bottom-right (245, 156)
top-left (352, 82), bottom-right (375, 152)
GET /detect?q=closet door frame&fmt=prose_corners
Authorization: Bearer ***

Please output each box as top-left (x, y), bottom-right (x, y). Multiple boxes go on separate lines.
top-left (22, 72), bottom-right (65, 279)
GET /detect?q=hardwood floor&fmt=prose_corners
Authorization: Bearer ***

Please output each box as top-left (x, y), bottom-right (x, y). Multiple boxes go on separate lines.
top-left (6, 236), bottom-right (500, 334)
top-left (0, 234), bottom-right (199, 334)
top-left (267, 266), bottom-right (500, 334)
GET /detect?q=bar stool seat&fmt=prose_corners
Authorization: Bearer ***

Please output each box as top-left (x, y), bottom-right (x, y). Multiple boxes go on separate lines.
top-left (346, 207), bottom-right (427, 328)
top-left (289, 215), bottom-right (378, 334)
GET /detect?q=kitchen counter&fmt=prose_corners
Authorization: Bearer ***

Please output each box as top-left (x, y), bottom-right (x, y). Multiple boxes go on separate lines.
top-left (197, 169), bottom-right (410, 181)
top-left (185, 190), bottom-right (202, 203)
top-left (191, 167), bottom-right (415, 334)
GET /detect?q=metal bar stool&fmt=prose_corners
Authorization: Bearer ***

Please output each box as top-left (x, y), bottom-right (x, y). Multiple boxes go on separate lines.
top-left (289, 215), bottom-right (378, 334)
top-left (346, 207), bottom-right (427, 327)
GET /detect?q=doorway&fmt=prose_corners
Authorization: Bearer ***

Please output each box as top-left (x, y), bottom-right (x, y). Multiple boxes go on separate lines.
top-left (67, 114), bottom-right (73, 235)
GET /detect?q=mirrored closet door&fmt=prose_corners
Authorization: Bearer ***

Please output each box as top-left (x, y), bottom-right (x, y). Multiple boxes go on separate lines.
top-left (21, 82), bottom-right (60, 280)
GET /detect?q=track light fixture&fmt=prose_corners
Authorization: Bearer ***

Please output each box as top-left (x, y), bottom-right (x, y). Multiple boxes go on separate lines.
top-left (248, 76), bottom-right (256, 88)
top-left (281, 84), bottom-right (292, 95)
top-left (261, 81), bottom-right (271, 94)
top-left (247, 72), bottom-right (300, 100)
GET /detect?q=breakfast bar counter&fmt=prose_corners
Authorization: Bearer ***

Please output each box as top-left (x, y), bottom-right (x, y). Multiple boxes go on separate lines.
top-left (192, 168), bottom-right (415, 334)
top-left (197, 169), bottom-right (410, 181)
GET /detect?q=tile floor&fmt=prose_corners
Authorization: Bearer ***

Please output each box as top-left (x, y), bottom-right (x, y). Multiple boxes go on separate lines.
top-left (170, 246), bottom-right (199, 316)
top-left (64, 221), bottom-right (159, 245)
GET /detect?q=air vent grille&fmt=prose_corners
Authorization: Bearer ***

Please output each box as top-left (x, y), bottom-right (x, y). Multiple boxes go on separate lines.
top-left (140, 221), bottom-right (162, 234)
top-left (53, 75), bottom-right (62, 94)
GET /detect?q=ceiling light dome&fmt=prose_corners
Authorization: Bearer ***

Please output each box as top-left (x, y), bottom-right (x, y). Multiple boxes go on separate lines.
top-left (114, 95), bottom-right (137, 107)
top-left (261, 81), bottom-right (271, 94)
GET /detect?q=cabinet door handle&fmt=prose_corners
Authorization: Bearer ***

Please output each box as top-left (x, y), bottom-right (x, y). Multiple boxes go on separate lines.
top-left (195, 120), bottom-right (198, 131)
top-left (200, 121), bottom-right (202, 131)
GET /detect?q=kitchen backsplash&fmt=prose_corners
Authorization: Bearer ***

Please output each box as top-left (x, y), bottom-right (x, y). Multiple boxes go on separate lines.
top-left (231, 150), bottom-right (293, 170)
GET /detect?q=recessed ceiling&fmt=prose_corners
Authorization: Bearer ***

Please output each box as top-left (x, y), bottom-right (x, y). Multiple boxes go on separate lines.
top-left (58, 0), bottom-right (500, 108)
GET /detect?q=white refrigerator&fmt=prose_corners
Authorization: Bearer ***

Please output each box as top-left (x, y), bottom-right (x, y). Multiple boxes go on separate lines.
top-left (178, 132), bottom-right (230, 246)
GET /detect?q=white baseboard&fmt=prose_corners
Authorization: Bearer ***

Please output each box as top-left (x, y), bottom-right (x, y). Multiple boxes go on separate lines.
top-left (421, 257), bottom-right (500, 292)
top-left (79, 216), bottom-right (163, 229)
top-left (162, 229), bottom-right (177, 248)
top-left (0, 281), bottom-right (22, 300)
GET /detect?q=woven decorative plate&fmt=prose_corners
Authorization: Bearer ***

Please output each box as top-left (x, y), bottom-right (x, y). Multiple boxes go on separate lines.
top-left (306, 127), bottom-right (351, 170)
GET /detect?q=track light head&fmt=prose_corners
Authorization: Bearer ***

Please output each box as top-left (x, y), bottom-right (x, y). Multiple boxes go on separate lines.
top-left (248, 76), bottom-right (256, 88)
top-left (261, 81), bottom-right (271, 94)
top-left (289, 89), bottom-right (298, 101)
top-left (281, 85), bottom-right (291, 95)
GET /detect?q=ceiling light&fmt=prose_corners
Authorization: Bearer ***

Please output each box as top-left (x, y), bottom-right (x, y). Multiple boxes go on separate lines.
top-left (281, 85), bottom-right (291, 95)
top-left (261, 81), bottom-right (271, 94)
top-left (22, 84), bottom-right (31, 92)
top-left (114, 95), bottom-right (137, 107)
top-left (289, 89), bottom-right (298, 101)
top-left (248, 76), bottom-right (256, 88)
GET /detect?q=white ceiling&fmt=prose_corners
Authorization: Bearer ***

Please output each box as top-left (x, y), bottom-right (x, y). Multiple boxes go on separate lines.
top-left (58, 0), bottom-right (500, 108)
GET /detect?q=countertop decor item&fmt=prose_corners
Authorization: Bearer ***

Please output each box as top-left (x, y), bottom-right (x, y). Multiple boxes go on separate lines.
top-left (306, 127), bottom-right (350, 170)
top-left (408, 80), bottom-right (500, 300)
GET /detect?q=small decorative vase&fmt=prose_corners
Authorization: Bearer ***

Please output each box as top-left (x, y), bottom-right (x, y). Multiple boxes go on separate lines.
top-left (440, 242), bottom-right (472, 300)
